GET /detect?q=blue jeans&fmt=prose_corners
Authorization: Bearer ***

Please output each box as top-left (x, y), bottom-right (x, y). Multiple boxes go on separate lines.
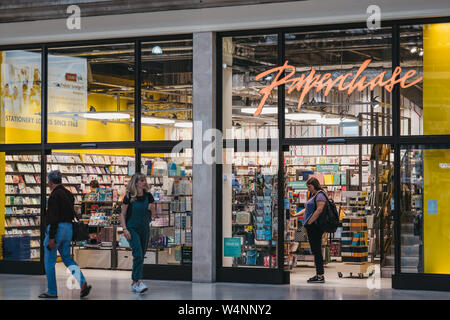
top-left (44, 223), bottom-right (86, 295)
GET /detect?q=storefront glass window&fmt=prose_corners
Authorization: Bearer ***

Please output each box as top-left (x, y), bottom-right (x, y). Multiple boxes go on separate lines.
top-left (284, 28), bottom-right (393, 138)
top-left (400, 145), bottom-right (450, 274)
top-left (222, 35), bottom-right (279, 140)
top-left (222, 149), bottom-right (279, 268)
top-left (141, 40), bottom-right (193, 141)
top-left (47, 43), bottom-right (135, 143)
top-left (1, 152), bottom-right (42, 262)
top-left (0, 49), bottom-right (42, 144)
top-left (141, 150), bottom-right (193, 265)
top-left (400, 23), bottom-right (450, 136)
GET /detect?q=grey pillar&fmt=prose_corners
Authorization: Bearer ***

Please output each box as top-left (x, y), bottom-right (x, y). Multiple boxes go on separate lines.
top-left (192, 32), bottom-right (216, 283)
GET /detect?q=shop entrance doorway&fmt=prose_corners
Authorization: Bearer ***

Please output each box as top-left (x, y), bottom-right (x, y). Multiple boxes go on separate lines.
top-left (284, 144), bottom-right (404, 289)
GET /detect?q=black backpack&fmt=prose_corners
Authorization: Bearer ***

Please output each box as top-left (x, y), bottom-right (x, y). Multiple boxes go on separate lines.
top-left (315, 190), bottom-right (340, 233)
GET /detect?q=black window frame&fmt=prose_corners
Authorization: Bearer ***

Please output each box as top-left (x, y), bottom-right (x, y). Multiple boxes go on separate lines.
top-left (0, 34), bottom-right (194, 280)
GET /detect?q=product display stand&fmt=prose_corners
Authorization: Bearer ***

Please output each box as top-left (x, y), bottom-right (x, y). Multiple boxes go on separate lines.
top-left (232, 161), bottom-right (278, 268)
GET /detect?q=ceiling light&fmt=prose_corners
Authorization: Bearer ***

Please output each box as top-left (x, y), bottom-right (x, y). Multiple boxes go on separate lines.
top-left (152, 46), bottom-right (163, 55)
top-left (241, 107), bottom-right (288, 115)
top-left (175, 122), bottom-right (193, 128)
top-left (316, 117), bottom-right (341, 125)
top-left (141, 117), bottom-right (175, 124)
top-left (285, 113), bottom-right (322, 121)
top-left (341, 118), bottom-right (357, 123)
top-left (410, 47), bottom-right (417, 53)
top-left (81, 112), bottom-right (130, 120)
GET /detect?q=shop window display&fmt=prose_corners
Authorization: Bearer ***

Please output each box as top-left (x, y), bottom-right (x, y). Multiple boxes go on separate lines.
top-left (1, 153), bottom-right (42, 261)
top-left (222, 151), bottom-right (279, 268)
top-left (141, 151), bottom-right (193, 266)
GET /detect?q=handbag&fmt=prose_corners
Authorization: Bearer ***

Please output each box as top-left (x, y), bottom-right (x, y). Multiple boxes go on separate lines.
top-left (72, 217), bottom-right (90, 242)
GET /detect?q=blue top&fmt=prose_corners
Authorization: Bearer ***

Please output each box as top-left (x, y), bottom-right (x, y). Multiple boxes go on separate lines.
top-left (304, 191), bottom-right (327, 224)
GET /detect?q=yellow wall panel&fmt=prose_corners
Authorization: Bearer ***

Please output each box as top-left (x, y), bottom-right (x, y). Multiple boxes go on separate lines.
top-left (423, 149), bottom-right (450, 274)
top-left (423, 23), bottom-right (450, 135)
top-left (423, 23), bottom-right (450, 274)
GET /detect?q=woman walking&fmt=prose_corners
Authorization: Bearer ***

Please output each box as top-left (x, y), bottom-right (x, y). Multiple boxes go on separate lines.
top-left (120, 173), bottom-right (154, 294)
top-left (293, 177), bottom-right (327, 283)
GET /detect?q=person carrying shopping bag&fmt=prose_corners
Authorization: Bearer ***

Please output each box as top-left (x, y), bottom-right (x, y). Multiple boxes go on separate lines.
top-left (120, 173), bottom-right (154, 294)
top-left (39, 170), bottom-right (92, 299)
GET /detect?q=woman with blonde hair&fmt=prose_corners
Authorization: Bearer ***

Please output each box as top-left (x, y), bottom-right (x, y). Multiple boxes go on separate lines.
top-left (120, 173), bottom-right (154, 294)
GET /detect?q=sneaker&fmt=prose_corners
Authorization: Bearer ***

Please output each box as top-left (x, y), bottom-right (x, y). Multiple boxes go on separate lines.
top-left (307, 275), bottom-right (325, 283)
top-left (131, 283), bottom-right (138, 293)
top-left (135, 281), bottom-right (148, 294)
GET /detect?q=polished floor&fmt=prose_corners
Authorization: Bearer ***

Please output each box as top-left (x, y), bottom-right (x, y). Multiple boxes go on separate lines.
top-left (0, 262), bottom-right (449, 300)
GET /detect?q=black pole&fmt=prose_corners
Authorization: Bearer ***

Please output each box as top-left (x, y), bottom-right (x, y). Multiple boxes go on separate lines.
top-left (392, 24), bottom-right (402, 276)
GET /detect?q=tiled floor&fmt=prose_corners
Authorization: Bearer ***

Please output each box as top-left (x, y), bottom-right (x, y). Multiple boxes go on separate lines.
top-left (0, 262), bottom-right (449, 300)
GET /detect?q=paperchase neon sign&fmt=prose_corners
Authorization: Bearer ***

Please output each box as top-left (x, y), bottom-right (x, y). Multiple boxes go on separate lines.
top-left (254, 59), bottom-right (422, 116)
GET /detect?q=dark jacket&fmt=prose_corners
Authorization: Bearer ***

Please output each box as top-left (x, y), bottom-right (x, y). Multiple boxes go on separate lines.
top-left (45, 185), bottom-right (76, 239)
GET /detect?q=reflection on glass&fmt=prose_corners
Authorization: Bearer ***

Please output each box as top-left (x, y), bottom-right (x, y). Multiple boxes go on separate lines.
top-left (0, 50), bottom-right (42, 144)
top-left (141, 150), bottom-right (193, 265)
top-left (1, 153), bottom-right (41, 261)
top-left (48, 43), bottom-right (135, 143)
top-left (222, 35), bottom-right (278, 140)
top-left (141, 40), bottom-right (193, 141)
top-left (284, 28), bottom-right (393, 138)
top-left (223, 151), bottom-right (279, 268)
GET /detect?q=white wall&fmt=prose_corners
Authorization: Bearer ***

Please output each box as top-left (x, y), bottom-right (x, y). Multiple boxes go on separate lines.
top-left (1, 0), bottom-right (450, 45)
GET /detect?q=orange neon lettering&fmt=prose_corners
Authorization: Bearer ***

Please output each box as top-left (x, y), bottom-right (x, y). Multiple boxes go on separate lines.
top-left (253, 59), bottom-right (423, 116)
top-left (254, 60), bottom-right (295, 116)
top-left (315, 73), bottom-right (332, 92)
top-left (346, 59), bottom-right (371, 94)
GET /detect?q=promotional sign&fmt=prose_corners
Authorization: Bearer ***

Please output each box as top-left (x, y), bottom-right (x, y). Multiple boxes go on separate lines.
top-left (1, 50), bottom-right (41, 131)
top-left (316, 164), bottom-right (339, 172)
top-left (224, 238), bottom-right (242, 257)
top-left (47, 53), bottom-right (87, 134)
top-left (427, 200), bottom-right (438, 214)
top-left (1, 50), bottom-right (87, 134)
top-left (288, 181), bottom-right (307, 189)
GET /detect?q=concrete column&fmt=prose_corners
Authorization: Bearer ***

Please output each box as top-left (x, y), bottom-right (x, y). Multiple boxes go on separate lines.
top-left (192, 32), bottom-right (216, 282)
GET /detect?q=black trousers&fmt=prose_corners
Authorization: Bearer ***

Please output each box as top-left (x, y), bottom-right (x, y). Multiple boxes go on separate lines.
top-left (305, 223), bottom-right (325, 275)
